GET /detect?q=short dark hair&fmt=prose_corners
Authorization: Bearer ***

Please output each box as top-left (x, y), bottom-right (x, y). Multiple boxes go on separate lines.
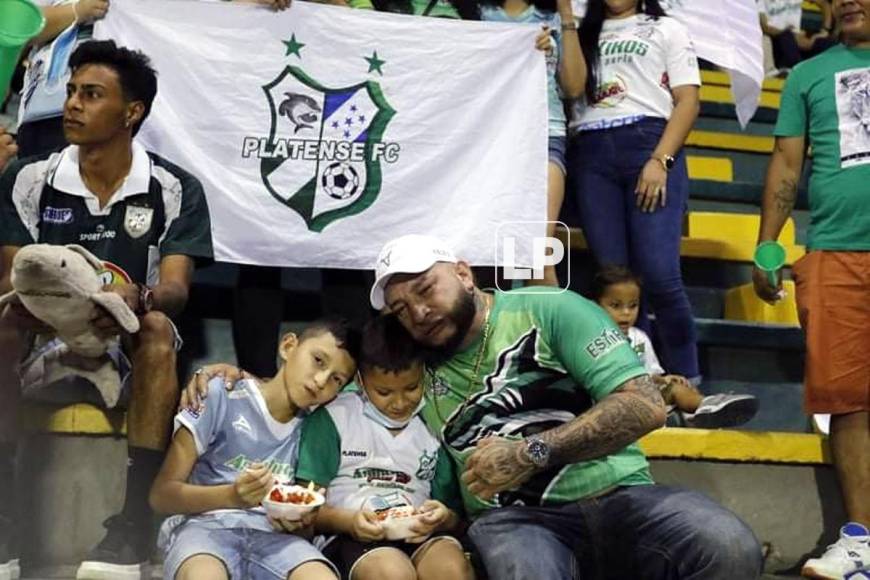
top-left (359, 315), bottom-right (424, 374)
top-left (589, 265), bottom-right (642, 301)
top-left (69, 40), bottom-right (158, 136)
top-left (300, 317), bottom-right (362, 363)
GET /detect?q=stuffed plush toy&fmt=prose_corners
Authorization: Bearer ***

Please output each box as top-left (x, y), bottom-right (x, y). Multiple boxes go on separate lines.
top-left (0, 244), bottom-right (140, 407)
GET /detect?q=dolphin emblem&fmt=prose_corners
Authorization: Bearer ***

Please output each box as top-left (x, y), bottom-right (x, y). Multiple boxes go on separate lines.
top-left (278, 92), bottom-right (322, 134)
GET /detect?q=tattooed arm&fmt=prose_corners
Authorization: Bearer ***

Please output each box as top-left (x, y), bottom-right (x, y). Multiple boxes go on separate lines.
top-left (753, 135), bottom-right (806, 303)
top-left (462, 374), bottom-right (666, 500)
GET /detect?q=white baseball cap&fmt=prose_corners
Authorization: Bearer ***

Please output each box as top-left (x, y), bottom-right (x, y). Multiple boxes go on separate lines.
top-left (369, 234), bottom-right (457, 310)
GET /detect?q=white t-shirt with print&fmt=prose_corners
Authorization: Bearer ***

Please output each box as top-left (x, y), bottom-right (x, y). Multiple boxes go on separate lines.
top-left (296, 392), bottom-right (452, 512)
top-left (628, 327), bottom-right (664, 376)
top-left (758, 0), bottom-right (803, 31)
top-left (570, 14), bottom-right (700, 133)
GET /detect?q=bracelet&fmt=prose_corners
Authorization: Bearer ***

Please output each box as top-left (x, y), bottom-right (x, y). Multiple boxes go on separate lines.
top-left (561, 22), bottom-right (578, 31)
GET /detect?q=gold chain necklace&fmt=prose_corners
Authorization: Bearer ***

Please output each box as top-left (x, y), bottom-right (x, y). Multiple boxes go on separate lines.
top-left (432, 294), bottom-right (492, 427)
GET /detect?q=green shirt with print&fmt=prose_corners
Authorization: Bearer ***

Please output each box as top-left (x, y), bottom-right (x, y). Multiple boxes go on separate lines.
top-left (421, 288), bottom-right (653, 520)
top-left (774, 44), bottom-right (870, 250)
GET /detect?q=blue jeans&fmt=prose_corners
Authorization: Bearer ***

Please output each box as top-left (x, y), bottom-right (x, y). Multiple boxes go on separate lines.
top-left (468, 485), bottom-right (762, 580)
top-left (569, 118), bottom-right (699, 379)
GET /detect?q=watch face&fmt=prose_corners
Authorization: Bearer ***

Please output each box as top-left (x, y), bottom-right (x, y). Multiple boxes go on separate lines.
top-left (665, 156), bottom-right (675, 170)
top-left (528, 439), bottom-right (550, 466)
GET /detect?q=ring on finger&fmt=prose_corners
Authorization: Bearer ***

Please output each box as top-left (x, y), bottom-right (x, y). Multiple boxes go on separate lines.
top-left (194, 368), bottom-right (205, 376)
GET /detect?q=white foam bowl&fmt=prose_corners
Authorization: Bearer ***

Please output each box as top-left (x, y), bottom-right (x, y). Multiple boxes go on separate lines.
top-left (261, 485), bottom-right (324, 521)
top-left (380, 510), bottom-right (422, 541)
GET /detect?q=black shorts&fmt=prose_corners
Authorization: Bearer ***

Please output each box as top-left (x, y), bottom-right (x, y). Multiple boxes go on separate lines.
top-left (323, 534), bottom-right (461, 579)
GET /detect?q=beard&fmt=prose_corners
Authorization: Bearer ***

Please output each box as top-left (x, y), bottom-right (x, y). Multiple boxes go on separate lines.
top-left (419, 288), bottom-right (478, 367)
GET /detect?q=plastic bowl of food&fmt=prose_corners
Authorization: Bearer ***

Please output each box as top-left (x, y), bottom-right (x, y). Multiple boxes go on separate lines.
top-left (261, 484), bottom-right (324, 521)
top-left (377, 506), bottom-right (421, 541)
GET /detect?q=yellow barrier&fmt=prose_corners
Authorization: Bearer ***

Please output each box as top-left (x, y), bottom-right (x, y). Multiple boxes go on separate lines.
top-left (558, 227), bottom-right (805, 265)
top-left (724, 281), bottom-right (800, 326)
top-left (700, 70), bottom-right (786, 93)
top-left (686, 212), bottom-right (795, 245)
top-left (687, 130), bottom-right (775, 154)
top-left (687, 156), bottom-right (733, 182)
top-left (700, 85), bottom-right (782, 109)
top-left (640, 427), bottom-right (830, 465)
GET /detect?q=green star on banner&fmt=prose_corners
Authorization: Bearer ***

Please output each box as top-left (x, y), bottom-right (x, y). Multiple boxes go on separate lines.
top-left (364, 50), bottom-right (386, 75)
top-left (283, 34), bottom-right (305, 58)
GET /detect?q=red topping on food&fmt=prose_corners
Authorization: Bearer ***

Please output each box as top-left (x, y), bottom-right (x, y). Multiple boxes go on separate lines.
top-left (268, 488), bottom-right (316, 505)
top-left (375, 507), bottom-right (416, 521)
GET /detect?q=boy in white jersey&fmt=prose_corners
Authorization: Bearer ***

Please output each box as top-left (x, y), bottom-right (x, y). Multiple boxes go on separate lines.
top-left (296, 316), bottom-right (473, 580)
top-left (149, 319), bottom-right (361, 580)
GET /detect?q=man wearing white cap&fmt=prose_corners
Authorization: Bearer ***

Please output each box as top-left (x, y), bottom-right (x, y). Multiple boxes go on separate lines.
top-left (370, 233), bottom-right (763, 580)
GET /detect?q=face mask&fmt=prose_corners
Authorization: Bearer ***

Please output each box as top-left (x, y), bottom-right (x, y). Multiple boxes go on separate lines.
top-left (358, 381), bottom-right (425, 430)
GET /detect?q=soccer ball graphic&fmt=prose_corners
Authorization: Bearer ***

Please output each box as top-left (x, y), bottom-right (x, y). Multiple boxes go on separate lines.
top-left (321, 162), bottom-right (360, 200)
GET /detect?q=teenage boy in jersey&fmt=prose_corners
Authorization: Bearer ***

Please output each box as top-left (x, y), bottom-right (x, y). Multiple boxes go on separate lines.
top-left (296, 316), bottom-right (473, 580)
top-left (0, 40), bottom-right (211, 579)
top-left (150, 319), bottom-right (359, 580)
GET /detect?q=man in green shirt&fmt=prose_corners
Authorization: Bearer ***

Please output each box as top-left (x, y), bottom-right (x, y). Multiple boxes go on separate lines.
top-left (371, 234), bottom-right (762, 579)
top-left (754, 0), bottom-right (870, 576)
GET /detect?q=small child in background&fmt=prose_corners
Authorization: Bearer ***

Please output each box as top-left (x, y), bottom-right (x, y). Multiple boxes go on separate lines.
top-left (296, 315), bottom-right (473, 580)
top-left (590, 265), bottom-right (758, 428)
top-left (149, 319), bottom-right (361, 580)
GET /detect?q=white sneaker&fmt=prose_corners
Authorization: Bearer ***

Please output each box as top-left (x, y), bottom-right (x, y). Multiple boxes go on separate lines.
top-left (0, 559), bottom-right (20, 580)
top-left (802, 522), bottom-right (870, 579)
top-left (683, 393), bottom-right (759, 428)
top-left (813, 414), bottom-right (831, 436)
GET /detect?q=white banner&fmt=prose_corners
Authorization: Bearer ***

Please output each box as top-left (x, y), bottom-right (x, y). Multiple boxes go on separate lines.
top-left (572, 0), bottom-right (764, 127)
top-left (95, 0), bottom-right (548, 268)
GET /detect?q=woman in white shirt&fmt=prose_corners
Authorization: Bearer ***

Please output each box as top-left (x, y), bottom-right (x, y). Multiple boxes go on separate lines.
top-left (568, 0), bottom-right (701, 383)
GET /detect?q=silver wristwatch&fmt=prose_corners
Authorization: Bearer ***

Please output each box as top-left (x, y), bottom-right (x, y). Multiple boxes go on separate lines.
top-left (524, 437), bottom-right (551, 468)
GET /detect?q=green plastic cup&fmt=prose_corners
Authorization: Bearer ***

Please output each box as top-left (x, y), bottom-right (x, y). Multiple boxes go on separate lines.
top-left (754, 241), bottom-right (786, 288)
top-left (0, 0), bottom-right (45, 104)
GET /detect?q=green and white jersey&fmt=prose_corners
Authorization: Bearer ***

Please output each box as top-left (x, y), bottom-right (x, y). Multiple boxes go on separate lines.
top-left (0, 143), bottom-right (213, 285)
top-left (774, 44), bottom-right (870, 250)
top-left (421, 288), bottom-right (653, 520)
top-left (296, 391), bottom-right (461, 512)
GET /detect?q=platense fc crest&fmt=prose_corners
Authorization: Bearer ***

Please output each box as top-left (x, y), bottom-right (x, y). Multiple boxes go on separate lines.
top-left (242, 66), bottom-right (398, 232)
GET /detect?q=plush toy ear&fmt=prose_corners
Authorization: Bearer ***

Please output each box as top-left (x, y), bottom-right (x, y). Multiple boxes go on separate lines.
top-left (0, 290), bottom-right (20, 308)
top-left (65, 244), bottom-right (105, 272)
top-left (90, 292), bottom-right (141, 334)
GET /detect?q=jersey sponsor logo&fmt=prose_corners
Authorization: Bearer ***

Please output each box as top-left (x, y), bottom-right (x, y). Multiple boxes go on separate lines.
top-left (593, 75), bottom-right (627, 107)
top-left (598, 38), bottom-right (649, 58)
top-left (41, 206), bottom-right (73, 224)
top-left (124, 205), bottom-right (154, 239)
top-left (79, 224), bottom-right (117, 242)
top-left (183, 407), bottom-right (201, 419)
top-left (415, 449), bottom-right (437, 481)
top-left (97, 261), bottom-right (132, 286)
top-left (353, 467), bottom-right (411, 484)
top-left (232, 414), bottom-right (255, 438)
top-left (575, 114), bottom-right (647, 133)
top-left (342, 449), bottom-right (368, 458)
top-left (224, 454), bottom-right (295, 480)
top-left (585, 328), bottom-right (626, 359)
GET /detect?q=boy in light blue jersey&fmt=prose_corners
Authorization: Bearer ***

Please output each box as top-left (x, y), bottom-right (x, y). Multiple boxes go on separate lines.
top-left (149, 319), bottom-right (361, 580)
